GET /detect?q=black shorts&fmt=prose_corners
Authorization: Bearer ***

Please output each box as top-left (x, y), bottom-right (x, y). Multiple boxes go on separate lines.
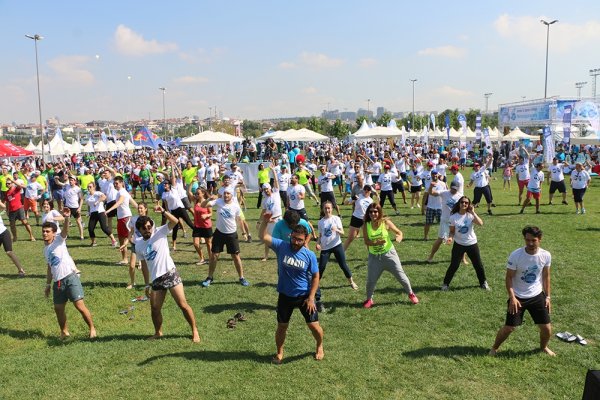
top-left (279, 190), bottom-right (289, 208)
top-left (68, 207), bottom-right (81, 219)
top-left (549, 180), bottom-right (566, 194)
top-left (8, 208), bottom-right (26, 223)
top-left (505, 292), bottom-right (551, 326)
top-left (276, 293), bottom-right (319, 324)
top-left (193, 227), bottom-right (213, 238)
top-left (350, 215), bottom-right (364, 229)
top-left (291, 207), bottom-right (309, 222)
top-left (207, 181), bottom-right (217, 190)
top-left (151, 269), bottom-right (182, 291)
top-left (410, 186), bottom-right (422, 194)
top-left (0, 230), bottom-right (13, 252)
top-left (319, 191), bottom-right (337, 206)
top-left (572, 188), bottom-right (586, 203)
top-left (105, 201), bottom-right (117, 218)
top-left (211, 229), bottom-right (240, 254)
top-left (392, 181), bottom-right (404, 193)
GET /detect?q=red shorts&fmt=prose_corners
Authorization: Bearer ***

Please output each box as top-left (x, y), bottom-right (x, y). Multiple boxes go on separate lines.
top-left (518, 179), bottom-right (529, 190)
top-left (526, 191), bottom-right (541, 200)
top-left (117, 217), bottom-right (130, 238)
top-left (24, 198), bottom-right (38, 213)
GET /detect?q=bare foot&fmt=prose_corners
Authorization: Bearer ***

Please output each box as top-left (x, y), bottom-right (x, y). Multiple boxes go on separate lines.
top-left (488, 348), bottom-right (498, 356)
top-left (426, 258), bottom-right (434, 263)
top-left (192, 330), bottom-right (200, 343)
top-left (146, 333), bottom-right (163, 341)
top-left (314, 346), bottom-right (324, 361)
top-left (541, 347), bottom-right (556, 356)
top-left (260, 258), bottom-right (268, 262)
top-left (60, 332), bottom-right (71, 340)
top-left (89, 329), bottom-right (97, 339)
top-left (272, 354), bottom-right (283, 364)
top-left (350, 282), bottom-right (359, 290)
top-left (462, 258), bottom-right (470, 265)
top-left (126, 284), bottom-right (134, 290)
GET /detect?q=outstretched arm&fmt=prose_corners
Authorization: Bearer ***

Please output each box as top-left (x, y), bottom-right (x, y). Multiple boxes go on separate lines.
top-left (258, 212), bottom-right (273, 248)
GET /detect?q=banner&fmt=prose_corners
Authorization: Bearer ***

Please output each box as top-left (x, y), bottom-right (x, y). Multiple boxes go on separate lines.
top-left (475, 114), bottom-right (482, 143)
top-left (543, 126), bottom-right (554, 164)
top-left (430, 113), bottom-right (436, 130)
top-left (132, 127), bottom-right (164, 150)
top-left (422, 126), bottom-right (428, 143)
top-left (458, 114), bottom-right (467, 147)
top-left (562, 105), bottom-right (572, 145)
top-left (445, 114), bottom-right (450, 144)
top-left (483, 128), bottom-right (491, 148)
top-left (499, 101), bottom-right (551, 126)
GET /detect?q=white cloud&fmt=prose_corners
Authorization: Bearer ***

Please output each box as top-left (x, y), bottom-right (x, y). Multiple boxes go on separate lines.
top-left (438, 85), bottom-right (473, 97)
top-left (301, 86), bottom-right (318, 94)
top-left (173, 76), bottom-right (209, 84)
top-left (493, 14), bottom-right (600, 52)
top-left (278, 62), bottom-right (296, 69)
top-left (359, 58), bottom-right (378, 68)
top-left (299, 52), bottom-right (343, 69)
top-left (47, 55), bottom-right (94, 85)
top-left (114, 24), bottom-right (178, 56)
top-left (417, 45), bottom-right (467, 58)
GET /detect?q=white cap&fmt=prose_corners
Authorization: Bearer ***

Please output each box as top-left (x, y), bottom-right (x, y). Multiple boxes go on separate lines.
top-left (262, 183), bottom-right (271, 190)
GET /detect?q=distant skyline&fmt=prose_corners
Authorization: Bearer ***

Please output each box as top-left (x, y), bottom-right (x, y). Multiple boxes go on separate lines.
top-left (2, 0), bottom-right (600, 125)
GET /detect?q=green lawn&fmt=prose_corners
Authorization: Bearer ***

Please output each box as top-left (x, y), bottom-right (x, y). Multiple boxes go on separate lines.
top-left (1, 177), bottom-right (598, 399)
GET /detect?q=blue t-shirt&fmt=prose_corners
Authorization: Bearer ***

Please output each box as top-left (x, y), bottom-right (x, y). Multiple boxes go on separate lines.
top-left (288, 150), bottom-right (297, 164)
top-left (270, 237), bottom-right (319, 297)
top-left (272, 219), bottom-right (312, 241)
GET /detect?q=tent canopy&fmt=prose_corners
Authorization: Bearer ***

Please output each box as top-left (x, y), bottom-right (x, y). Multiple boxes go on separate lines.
top-left (182, 130), bottom-right (244, 144)
top-left (0, 140), bottom-right (34, 157)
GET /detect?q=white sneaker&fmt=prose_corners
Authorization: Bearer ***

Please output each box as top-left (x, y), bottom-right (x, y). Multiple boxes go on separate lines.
top-left (582, 208), bottom-right (586, 214)
top-left (441, 284), bottom-right (449, 291)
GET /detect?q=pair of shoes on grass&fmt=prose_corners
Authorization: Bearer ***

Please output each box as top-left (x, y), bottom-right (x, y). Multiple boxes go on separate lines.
top-left (556, 332), bottom-right (587, 345)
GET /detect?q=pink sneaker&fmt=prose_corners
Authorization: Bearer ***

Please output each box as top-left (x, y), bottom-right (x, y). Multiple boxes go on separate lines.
top-left (408, 293), bottom-right (419, 305)
top-left (363, 299), bottom-right (374, 308)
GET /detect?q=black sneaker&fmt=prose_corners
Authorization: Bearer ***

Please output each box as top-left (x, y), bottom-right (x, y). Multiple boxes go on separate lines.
top-left (562, 200), bottom-right (568, 205)
top-left (487, 210), bottom-right (492, 215)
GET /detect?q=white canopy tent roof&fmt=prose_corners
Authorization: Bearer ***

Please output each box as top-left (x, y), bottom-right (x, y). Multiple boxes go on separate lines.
top-left (182, 130), bottom-right (244, 144)
top-left (82, 141), bottom-right (95, 153)
top-left (279, 128), bottom-right (329, 142)
top-left (69, 139), bottom-right (83, 154)
top-left (351, 125), bottom-right (403, 140)
top-left (503, 127), bottom-right (539, 141)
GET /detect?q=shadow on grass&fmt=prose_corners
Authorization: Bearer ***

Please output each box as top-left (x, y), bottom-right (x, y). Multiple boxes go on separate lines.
top-left (80, 281), bottom-right (128, 289)
top-left (138, 350), bottom-right (314, 365)
top-left (0, 326), bottom-right (48, 340)
top-left (409, 284), bottom-right (483, 293)
top-left (45, 333), bottom-right (190, 347)
top-left (577, 227), bottom-right (600, 232)
top-left (403, 345), bottom-right (541, 359)
top-left (0, 273), bottom-right (47, 279)
top-left (202, 301), bottom-right (276, 314)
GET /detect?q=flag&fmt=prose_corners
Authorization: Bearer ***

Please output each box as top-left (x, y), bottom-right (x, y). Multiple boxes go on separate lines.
top-left (423, 126), bottom-right (429, 143)
top-left (543, 126), bottom-right (554, 164)
top-left (430, 113), bottom-right (436, 129)
top-left (89, 132), bottom-right (95, 152)
top-left (483, 128), bottom-right (491, 148)
top-left (445, 114), bottom-right (450, 143)
top-left (475, 115), bottom-right (482, 143)
top-left (132, 127), bottom-right (163, 150)
top-left (562, 105), bottom-right (572, 145)
top-left (111, 130), bottom-right (117, 142)
top-left (100, 130), bottom-right (108, 144)
top-left (55, 127), bottom-right (66, 154)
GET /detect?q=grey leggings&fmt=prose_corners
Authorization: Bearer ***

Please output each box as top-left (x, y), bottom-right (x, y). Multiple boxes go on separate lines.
top-left (366, 247), bottom-right (412, 299)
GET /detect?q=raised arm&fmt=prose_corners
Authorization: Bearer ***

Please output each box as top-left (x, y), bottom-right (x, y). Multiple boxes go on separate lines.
top-left (258, 212), bottom-right (273, 248)
top-left (60, 208), bottom-right (71, 239)
top-left (155, 204), bottom-right (179, 230)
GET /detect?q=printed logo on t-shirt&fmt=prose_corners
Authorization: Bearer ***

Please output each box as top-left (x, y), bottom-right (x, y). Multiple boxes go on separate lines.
top-left (323, 226), bottom-right (333, 237)
top-left (145, 244), bottom-right (157, 261)
top-left (520, 265), bottom-right (539, 284)
top-left (456, 220), bottom-right (470, 234)
top-left (220, 208), bottom-right (232, 218)
top-left (283, 255), bottom-right (305, 269)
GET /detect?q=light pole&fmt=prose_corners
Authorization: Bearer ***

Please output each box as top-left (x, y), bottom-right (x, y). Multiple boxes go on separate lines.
top-left (589, 68), bottom-right (600, 99)
top-left (575, 81), bottom-right (587, 99)
top-left (484, 93), bottom-right (493, 114)
top-left (158, 87), bottom-right (166, 137)
top-left (208, 107), bottom-right (213, 129)
top-left (410, 79), bottom-right (417, 130)
top-left (541, 19), bottom-right (558, 98)
top-left (366, 99), bottom-right (370, 119)
top-left (25, 34), bottom-right (44, 161)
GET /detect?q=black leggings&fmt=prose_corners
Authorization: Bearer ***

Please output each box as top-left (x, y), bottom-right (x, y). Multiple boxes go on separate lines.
top-left (88, 212), bottom-right (112, 239)
top-left (316, 243), bottom-right (352, 301)
top-left (473, 185), bottom-right (493, 205)
top-left (170, 207), bottom-right (195, 241)
top-left (379, 190), bottom-right (396, 208)
top-left (443, 242), bottom-right (487, 286)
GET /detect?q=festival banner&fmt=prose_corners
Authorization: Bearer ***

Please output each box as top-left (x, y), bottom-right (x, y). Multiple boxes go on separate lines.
top-left (483, 128), bottom-right (491, 148)
top-left (422, 126), bottom-right (428, 143)
top-left (445, 114), bottom-right (450, 144)
top-left (475, 114), bottom-right (482, 142)
top-left (430, 113), bottom-right (436, 130)
top-left (55, 127), bottom-right (66, 154)
top-left (543, 126), bottom-right (554, 164)
top-left (562, 105), bottom-right (572, 145)
top-left (458, 114), bottom-right (467, 146)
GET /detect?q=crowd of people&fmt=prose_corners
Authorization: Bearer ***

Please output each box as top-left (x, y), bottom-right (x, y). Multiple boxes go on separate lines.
top-left (0, 136), bottom-right (597, 361)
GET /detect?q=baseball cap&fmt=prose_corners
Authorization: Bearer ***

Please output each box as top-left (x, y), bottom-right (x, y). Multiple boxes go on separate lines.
top-left (384, 163), bottom-right (391, 169)
top-left (473, 163), bottom-right (480, 167)
top-left (427, 161), bottom-right (434, 167)
top-left (450, 165), bottom-right (459, 171)
top-left (262, 183), bottom-right (271, 190)
top-left (450, 181), bottom-right (459, 190)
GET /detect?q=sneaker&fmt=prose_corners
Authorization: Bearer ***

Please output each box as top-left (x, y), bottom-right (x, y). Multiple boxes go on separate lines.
top-left (316, 301), bottom-right (325, 313)
top-left (246, 235), bottom-right (252, 243)
top-left (576, 209), bottom-right (580, 215)
top-left (416, 204), bottom-right (421, 208)
top-left (408, 293), bottom-right (419, 305)
top-left (491, 203), bottom-right (496, 207)
top-left (441, 284), bottom-right (449, 291)
top-left (519, 209), bottom-right (524, 214)
top-left (91, 242), bottom-right (98, 247)
top-left (562, 200), bottom-right (568, 205)
top-left (480, 281), bottom-right (491, 291)
top-left (239, 277), bottom-right (250, 286)
top-left (582, 208), bottom-right (586, 214)
top-left (362, 299), bottom-right (374, 309)
top-left (111, 240), bottom-right (117, 248)
top-left (548, 201), bottom-right (554, 205)
top-left (183, 232), bottom-right (187, 239)
top-left (488, 210), bottom-right (493, 215)
top-left (201, 277), bottom-right (213, 287)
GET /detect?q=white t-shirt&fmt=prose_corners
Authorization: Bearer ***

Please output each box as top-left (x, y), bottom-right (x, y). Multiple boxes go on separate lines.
top-left (318, 173), bottom-right (335, 193)
top-left (352, 194), bottom-right (373, 219)
top-left (516, 163), bottom-right (530, 181)
top-left (45, 235), bottom-right (76, 281)
top-left (0, 214), bottom-right (7, 235)
top-left (116, 188), bottom-right (132, 218)
top-left (470, 169), bottom-right (489, 188)
top-left (25, 181), bottom-right (43, 200)
top-left (549, 164), bottom-right (565, 182)
top-left (206, 164), bottom-right (219, 182)
top-left (408, 169), bottom-right (422, 187)
top-left (451, 172), bottom-right (465, 195)
top-left (42, 210), bottom-right (62, 233)
top-left (278, 172), bottom-right (291, 191)
top-left (318, 215), bottom-right (343, 251)
top-left (262, 191), bottom-right (283, 219)
top-left (421, 169), bottom-right (435, 190)
top-left (128, 215), bottom-right (143, 243)
top-left (209, 198), bottom-right (241, 234)
top-left (63, 184), bottom-right (82, 209)
top-left (449, 212), bottom-right (477, 246)
top-left (507, 247), bottom-right (551, 299)
top-left (287, 184), bottom-right (306, 210)
top-left (377, 172), bottom-right (394, 191)
top-left (86, 192), bottom-right (106, 213)
top-left (438, 190), bottom-right (462, 221)
top-left (570, 169), bottom-right (590, 189)
top-left (162, 189), bottom-right (184, 211)
top-left (99, 178), bottom-right (118, 202)
top-left (427, 181), bottom-right (446, 210)
top-left (527, 170), bottom-right (544, 193)
top-left (135, 224), bottom-right (175, 282)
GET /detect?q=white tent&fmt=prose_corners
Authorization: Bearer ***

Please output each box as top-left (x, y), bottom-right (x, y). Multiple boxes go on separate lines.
top-left (82, 141), bottom-right (95, 153)
top-left (182, 130), bottom-right (244, 144)
top-left (279, 128), bottom-right (329, 142)
top-left (257, 130), bottom-right (285, 141)
top-left (351, 125), bottom-right (402, 140)
top-left (124, 140), bottom-right (137, 151)
top-left (25, 140), bottom-right (37, 152)
top-left (47, 135), bottom-right (71, 155)
top-left (570, 135), bottom-right (600, 145)
top-left (115, 141), bottom-right (126, 151)
top-left (69, 139), bottom-right (83, 154)
top-left (504, 127), bottom-right (538, 141)
top-left (94, 141), bottom-right (109, 152)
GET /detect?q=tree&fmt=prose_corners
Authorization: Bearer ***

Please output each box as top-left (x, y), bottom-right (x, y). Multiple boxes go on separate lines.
top-left (327, 119), bottom-right (351, 138)
top-left (242, 120), bottom-right (263, 137)
top-left (356, 115), bottom-right (368, 128)
top-left (376, 112), bottom-right (393, 127)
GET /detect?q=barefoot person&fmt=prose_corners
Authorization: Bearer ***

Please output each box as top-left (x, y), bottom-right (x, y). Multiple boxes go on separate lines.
top-left (259, 212), bottom-right (324, 364)
top-left (43, 208), bottom-right (96, 339)
top-left (134, 206), bottom-right (200, 342)
top-left (490, 226), bottom-right (555, 356)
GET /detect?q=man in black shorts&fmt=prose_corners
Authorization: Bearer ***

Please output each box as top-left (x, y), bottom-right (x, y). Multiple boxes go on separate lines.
top-left (489, 226), bottom-right (554, 356)
top-left (259, 214), bottom-right (323, 364)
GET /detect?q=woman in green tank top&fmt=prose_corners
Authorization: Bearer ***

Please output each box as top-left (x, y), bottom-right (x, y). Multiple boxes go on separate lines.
top-left (361, 203), bottom-right (419, 308)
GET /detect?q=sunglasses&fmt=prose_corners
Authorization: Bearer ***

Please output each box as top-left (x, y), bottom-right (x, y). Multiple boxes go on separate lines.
top-left (460, 201), bottom-right (470, 205)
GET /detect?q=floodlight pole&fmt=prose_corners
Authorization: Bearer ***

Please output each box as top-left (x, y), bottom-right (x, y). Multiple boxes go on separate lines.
top-left (589, 68), bottom-right (600, 99)
top-left (25, 34), bottom-right (44, 162)
top-left (410, 79), bottom-right (417, 130)
top-left (484, 93), bottom-right (493, 114)
top-left (575, 82), bottom-right (587, 99)
top-left (541, 19), bottom-right (558, 98)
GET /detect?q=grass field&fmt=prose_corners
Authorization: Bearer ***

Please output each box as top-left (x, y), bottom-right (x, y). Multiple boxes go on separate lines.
top-left (0, 177), bottom-right (598, 400)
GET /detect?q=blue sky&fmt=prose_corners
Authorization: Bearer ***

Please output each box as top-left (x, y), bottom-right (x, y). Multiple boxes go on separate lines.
top-left (1, 0), bottom-right (600, 124)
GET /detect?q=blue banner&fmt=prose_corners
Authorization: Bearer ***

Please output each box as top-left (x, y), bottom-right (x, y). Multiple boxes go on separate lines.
top-left (562, 105), bottom-right (572, 145)
top-left (445, 114), bottom-right (450, 142)
top-left (475, 114), bottom-right (482, 142)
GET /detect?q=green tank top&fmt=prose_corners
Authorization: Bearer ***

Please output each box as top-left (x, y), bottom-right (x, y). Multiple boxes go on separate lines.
top-left (366, 221), bottom-right (393, 255)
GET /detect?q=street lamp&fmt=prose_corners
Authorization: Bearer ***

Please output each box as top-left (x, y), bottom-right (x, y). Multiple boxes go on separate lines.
top-left (158, 87), bottom-right (166, 137)
top-left (484, 93), bottom-right (493, 114)
top-left (541, 19), bottom-right (558, 98)
top-left (410, 79), bottom-right (417, 130)
top-left (589, 68), bottom-right (600, 99)
top-left (25, 34), bottom-right (44, 161)
top-left (575, 82), bottom-right (587, 99)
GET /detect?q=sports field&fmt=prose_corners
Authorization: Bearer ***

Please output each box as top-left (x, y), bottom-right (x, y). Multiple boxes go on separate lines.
top-left (0, 178), bottom-right (598, 399)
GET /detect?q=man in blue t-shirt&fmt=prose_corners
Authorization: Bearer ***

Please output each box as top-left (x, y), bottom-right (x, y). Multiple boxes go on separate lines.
top-left (259, 214), bottom-right (324, 364)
